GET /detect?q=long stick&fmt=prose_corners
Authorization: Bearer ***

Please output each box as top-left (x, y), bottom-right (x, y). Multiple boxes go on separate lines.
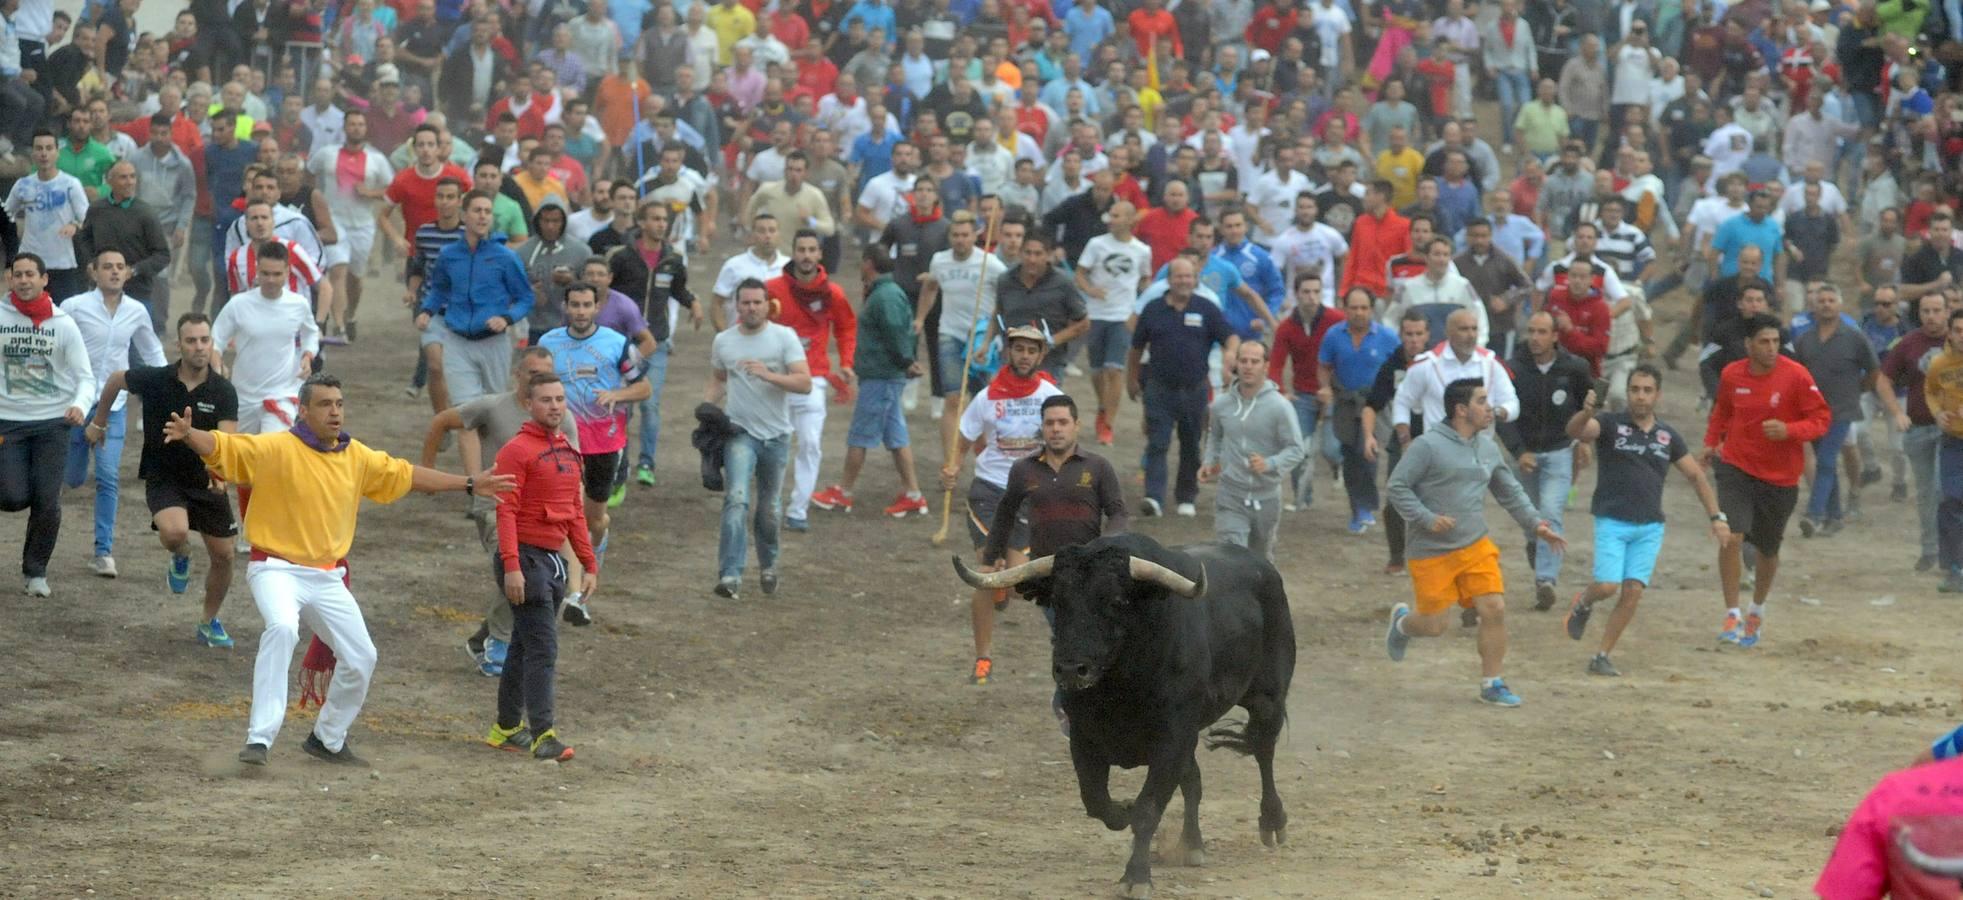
top-left (930, 210), bottom-right (1001, 547)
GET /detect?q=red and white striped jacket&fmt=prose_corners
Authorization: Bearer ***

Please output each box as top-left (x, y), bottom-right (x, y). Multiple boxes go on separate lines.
top-left (226, 238), bottom-right (324, 299)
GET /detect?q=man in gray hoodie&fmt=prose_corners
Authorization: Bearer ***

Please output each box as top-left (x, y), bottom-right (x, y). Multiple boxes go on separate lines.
top-left (1384, 377), bottom-right (1565, 708)
top-left (1202, 341), bottom-right (1306, 562)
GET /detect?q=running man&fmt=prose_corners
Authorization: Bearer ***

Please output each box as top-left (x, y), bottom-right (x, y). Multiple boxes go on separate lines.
top-left (484, 372), bottom-right (596, 763)
top-left (225, 200), bottom-right (332, 319)
top-left (940, 326), bottom-right (1066, 685)
top-left (1201, 340), bottom-right (1306, 561)
top-left (1921, 310), bottom-right (1963, 593)
top-left (1385, 377), bottom-right (1564, 708)
top-left (212, 242), bottom-right (321, 543)
top-left (166, 374), bottom-right (513, 768)
top-left (92, 313), bottom-right (241, 646)
top-left (1561, 366), bottom-right (1729, 675)
top-left (304, 107), bottom-right (393, 341)
top-left (1074, 199), bottom-right (1151, 445)
top-left (707, 279), bottom-right (814, 601)
top-left (766, 229), bottom-right (857, 533)
top-left (1, 253), bottom-right (94, 597)
top-left (65, 249), bottom-right (167, 578)
top-left (917, 210), bottom-right (1009, 456)
top-left (1703, 313), bottom-right (1832, 649)
top-left (808, 246), bottom-right (927, 516)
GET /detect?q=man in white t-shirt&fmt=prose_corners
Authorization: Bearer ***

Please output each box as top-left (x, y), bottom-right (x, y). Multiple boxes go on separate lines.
top-left (1074, 201), bottom-right (1151, 446)
top-left (1609, 26), bottom-right (1661, 123)
top-left (854, 140), bottom-right (919, 242)
top-left (211, 242), bottom-right (323, 538)
top-left (304, 109), bottom-right (393, 337)
top-left (712, 213), bottom-right (790, 330)
top-left (917, 210), bottom-right (1010, 454)
top-left (1310, 0), bottom-right (1352, 73)
top-left (1247, 146), bottom-right (1315, 248)
top-left (639, 145), bottom-right (717, 256)
top-left (1267, 193), bottom-right (1350, 309)
top-left (3, 132), bottom-right (90, 300)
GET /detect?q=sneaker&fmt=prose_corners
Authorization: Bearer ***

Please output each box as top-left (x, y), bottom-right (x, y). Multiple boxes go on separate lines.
top-left (1894, 483), bottom-right (1911, 502)
top-left (1283, 501), bottom-right (1300, 512)
top-left (930, 402), bottom-right (943, 420)
top-left (1738, 613), bottom-right (1764, 649)
top-left (810, 485), bottom-right (854, 511)
top-left (561, 592), bottom-right (593, 626)
top-left (1095, 413), bottom-right (1114, 446)
top-left (1799, 516), bottom-right (1818, 538)
top-left (883, 494), bottom-right (928, 517)
top-left (1941, 570), bottom-right (1963, 594)
top-left (1587, 654), bottom-right (1621, 677)
top-left (714, 578), bottom-right (741, 600)
top-left (344, 321), bottom-right (358, 343)
top-left (1739, 568), bottom-right (1755, 591)
top-left (784, 516), bottom-right (809, 532)
top-left (485, 722), bottom-right (533, 752)
top-left (1052, 691), bottom-right (1070, 737)
top-left (1564, 593), bottom-right (1593, 640)
top-left (636, 464), bottom-right (656, 487)
top-left (1384, 561), bottom-right (1405, 576)
top-left (606, 482), bottom-right (627, 509)
top-left (465, 635), bottom-right (492, 674)
top-left (301, 732), bottom-right (369, 767)
top-left (238, 742), bottom-right (269, 766)
top-left (1461, 606), bottom-right (1479, 628)
top-left (90, 555), bottom-right (118, 578)
top-left (970, 656), bottom-right (994, 685)
top-left (1862, 467), bottom-right (1884, 487)
top-left (1066, 363), bottom-right (1085, 378)
top-left (1917, 554), bottom-right (1938, 573)
top-left (22, 577), bottom-right (49, 597)
top-left (900, 377), bottom-right (920, 413)
top-left (1175, 502), bottom-right (1196, 517)
top-left (1479, 679), bottom-right (1523, 708)
top-left (167, 554), bottom-right (192, 594)
top-left (531, 729), bottom-right (575, 761)
top-left (1534, 580), bottom-right (1557, 611)
top-left (485, 636), bottom-right (509, 666)
top-left (1501, 142), bottom-right (1516, 155)
top-left (1820, 518), bottom-right (1845, 537)
top-left (1141, 497), bottom-right (1163, 517)
top-left (403, 384), bottom-right (423, 399)
top-left (760, 569), bottom-right (779, 596)
top-left (1347, 513), bottom-right (1368, 535)
top-left (1385, 603), bottom-right (1411, 662)
top-left (197, 619), bottom-right (234, 648)
top-left (1718, 611), bottom-right (1743, 644)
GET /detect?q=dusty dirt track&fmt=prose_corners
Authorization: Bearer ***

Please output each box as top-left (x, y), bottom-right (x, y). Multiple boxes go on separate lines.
top-left (1, 244), bottom-right (1957, 900)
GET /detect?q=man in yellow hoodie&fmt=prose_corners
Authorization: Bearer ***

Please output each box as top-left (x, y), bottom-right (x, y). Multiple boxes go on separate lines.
top-left (165, 373), bottom-right (514, 768)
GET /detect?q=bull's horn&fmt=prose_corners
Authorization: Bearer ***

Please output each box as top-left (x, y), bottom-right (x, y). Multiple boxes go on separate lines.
top-left (951, 554), bottom-right (1055, 590)
top-left (1129, 557), bottom-right (1205, 598)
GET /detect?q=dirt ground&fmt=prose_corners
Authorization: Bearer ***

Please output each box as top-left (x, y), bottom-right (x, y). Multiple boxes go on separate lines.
top-left (0, 225), bottom-right (1953, 900)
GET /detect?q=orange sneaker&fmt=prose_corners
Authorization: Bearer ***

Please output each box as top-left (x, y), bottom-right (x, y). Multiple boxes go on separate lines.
top-left (1739, 613), bottom-right (1763, 649)
top-left (1095, 412), bottom-right (1115, 445)
top-left (970, 657), bottom-right (993, 685)
top-left (884, 493), bottom-right (929, 517)
top-left (1718, 611), bottom-right (1743, 644)
top-left (810, 485), bottom-right (853, 511)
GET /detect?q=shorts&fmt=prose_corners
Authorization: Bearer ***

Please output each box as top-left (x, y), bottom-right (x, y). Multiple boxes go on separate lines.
top-left (936, 334), bottom-right (978, 397)
top-left (419, 312), bottom-right (451, 348)
top-left (966, 478), bottom-right (1030, 553)
top-left (322, 224), bottom-right (375, 272)
top-left (846, 378), bottom-right (910, 449)
top-left (581, 449), bottom-right (620, 502)
top-left (1591, 517), bottom-right (1664, 586)
top-left (1714, 460), bottom-right (1798, 556)
top-left (1086, 319), bottom-right (1131, 370)
top-left (1406, 537), bottom-right (1504, 615)
top-left (238, 396), bottom-right (297, 434)
top-left (145, 480), bottom-right (239, 537)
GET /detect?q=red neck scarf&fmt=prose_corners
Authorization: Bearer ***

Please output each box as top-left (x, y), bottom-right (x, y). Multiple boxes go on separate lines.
top-left (1499, 17), bottom-right (1517, 47)
top-left (986, 365), bottom-right (1057, 400)
top-left (789, 265), bottom-right (838, 309)
top-left (8, 291), bottom-right (54, 327)
top-left (908, 196), bottom-right (942, 224)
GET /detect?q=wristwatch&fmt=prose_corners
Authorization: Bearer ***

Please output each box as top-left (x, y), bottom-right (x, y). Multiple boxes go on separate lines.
top-left (465, 476), bottom-right (476, 496)
top-left (1710, 512), bottom-right (1728, 523)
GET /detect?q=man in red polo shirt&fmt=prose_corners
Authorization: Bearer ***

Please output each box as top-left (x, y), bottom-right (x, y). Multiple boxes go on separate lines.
top-left (1340, 181), bottom-right (1410, 299)
top-left (379, 125), bottom-right (471, 258)
top-left (1135, 180), bottom-right (1198, 272)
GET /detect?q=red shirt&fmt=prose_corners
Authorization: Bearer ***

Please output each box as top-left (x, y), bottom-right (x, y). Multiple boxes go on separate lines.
top-left (1014, 104), bottom-right (1050, 142)
top-left (486, 95), bottom-right (547, 141)
top-left (1127, 8), bottom-right (1182, 60)
top-left (494, 420), bottom-right (598, 574)
top-left (1544, 285), bottom-right (1612, 374)
top-left (1415, 58), bottom-right (1455, 116)
top-left (769, 10), bottom-right (811, 49)
top-left (1134, 206), bottom-right (1198, 272)
top-left (1269, 305), bottom-right (1343, 394)
top-left (385, 163), bottom-right (472, 237)
top-left (1113, 175), bottom-right (1150, 212)
top-left (1509, 175), bottom-right (1541, 218)
top-left (1705, 354), bottom-right (1833, 486)
top-left (1244, 5), bottom-right (1296, 53)
top-left (1340, 208), bottom-right (1410, 297)
top-left (797, 57), bottom-right (839, 98)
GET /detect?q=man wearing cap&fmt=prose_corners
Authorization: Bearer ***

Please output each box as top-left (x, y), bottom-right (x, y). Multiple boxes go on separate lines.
top-left (364, 66), bottom-right (423, 156)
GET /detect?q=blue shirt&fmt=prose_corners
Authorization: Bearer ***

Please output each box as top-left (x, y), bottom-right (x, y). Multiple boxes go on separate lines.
top-left (1131, 295), bottom-right (1236, 387)
top-left (849, 132), bottom-right (900, 192)
top-left (939, 171), bottom-right (981, 214)
top-left (1457, 213), bottom-right (1546, 265)
top-left (840, 0), bottom-right (897, 45)
top-left (1711, 213), bottom-right (1782, 280)
top-left (1063, 5), bottom-right (1116, 63)
top-left (1039, 77), bottom-right (1101, 116)
top-left (1862, 313), bottom-right (1912, 357)
top-left (1319, 320), bottom-right (1400, 391)
top-left (1154, 257), bottom-right (1255, 336)
top-left (1433, 177), bottom-right (1481, 238)
top-left (1789, 310), bottom-right (1861, 338)
top-left (422, 233), bottom-right (537, 337)
top-left (536, 324), bottom-right (640, 451)
top-left (205, 140), bottom-right (260, 222)
top-left (1213, 241), bottom-right (1285, 335)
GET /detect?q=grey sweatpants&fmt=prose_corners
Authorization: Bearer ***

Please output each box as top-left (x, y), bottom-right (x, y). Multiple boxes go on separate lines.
top-left (1215, 491), bottom-right (1282, 563)
top-left (438, 328), bottom-right (515, 406)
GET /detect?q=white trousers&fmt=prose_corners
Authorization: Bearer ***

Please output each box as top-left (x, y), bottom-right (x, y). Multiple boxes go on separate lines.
top-left (786, 380), bottom-right (829, 519)
top-left (246, 558), bottom-right (376, 752)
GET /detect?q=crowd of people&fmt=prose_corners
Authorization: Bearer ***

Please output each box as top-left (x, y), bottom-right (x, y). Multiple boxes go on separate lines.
top-left (1, 0), bottom-right (1963, 886)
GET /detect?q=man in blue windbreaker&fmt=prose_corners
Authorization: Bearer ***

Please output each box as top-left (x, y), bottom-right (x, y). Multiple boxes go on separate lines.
top-left (419, 190), bottom-right (536, 405)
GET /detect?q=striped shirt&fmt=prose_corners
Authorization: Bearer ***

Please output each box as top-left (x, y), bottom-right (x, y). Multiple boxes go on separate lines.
top-left (1592, 221), bottom-right (1656, 282)
top-left (410, 221), bottom-right (467, 299)
top-left (226, 239), bottom-right (324, 299)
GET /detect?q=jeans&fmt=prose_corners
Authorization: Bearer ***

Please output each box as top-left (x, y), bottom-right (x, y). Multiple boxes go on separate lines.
top-left (0, 418), bottom-right (69, 578)
top-left (1807, 419), bottom-right (1852, 522)
top-left (1341, 440), bottom-right (1379, 517)
top-left (1288, 393), bottom-right (1322, 505)
top-left (1383, 440), bottom-right (1407, 565)
top-left (1495, 69), bottom-right (1531, 145)
top-left (64, 405), bottom-right (125, 557)
top-left (1907, 425), bottom-right (1942, 559)
top-left (1143, 380), bottom-right (1208, 506)
top-left (1571, 117), bottom-right (1599, 153)
top-left (634, 341), bottom-right (671, 469)
top-left (1942, 434), bottom-right (1963, 572)
top-left (1517, 445), bottom-right (1574, 585)
top-left (718, 432), bottom-right (790, 581)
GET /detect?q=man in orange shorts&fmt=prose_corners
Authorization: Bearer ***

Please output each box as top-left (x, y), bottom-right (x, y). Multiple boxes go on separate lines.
top-left (1384, 377), bottom-right (1565, 708)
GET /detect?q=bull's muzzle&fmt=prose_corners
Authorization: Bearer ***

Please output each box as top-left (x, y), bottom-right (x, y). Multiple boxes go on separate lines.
top-left (1053, 659), bottom-right (1104, 691)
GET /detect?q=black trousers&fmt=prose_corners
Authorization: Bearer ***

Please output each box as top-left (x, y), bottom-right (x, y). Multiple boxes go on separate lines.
top-left (491, 544), bottom-right (566, 734)
top-left (0, 419), bottom-right (70, 578)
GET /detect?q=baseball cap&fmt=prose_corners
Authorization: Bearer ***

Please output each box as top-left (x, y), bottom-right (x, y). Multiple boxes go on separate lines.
top-left (1250, 49), bottom-right (1272, 63)
top-left (1004, 325), bottom-right (1050, 347)
top-left (375, 63), bottom-right (402, 85)
top-left (1808, 0), bottom-right (1831, 11)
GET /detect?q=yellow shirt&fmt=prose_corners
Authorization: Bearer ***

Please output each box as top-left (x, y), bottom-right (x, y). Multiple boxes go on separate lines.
top-left (706, 4), bottom-right (757, 65)
top-left (512, 171), bottom-right (569, 212)
top-left (1376, 147), bottom-right (1425, 208)
top-left (202, 431), bottom-right (415, 568)
top-left (1925, 348), bottom-right (1963, 438)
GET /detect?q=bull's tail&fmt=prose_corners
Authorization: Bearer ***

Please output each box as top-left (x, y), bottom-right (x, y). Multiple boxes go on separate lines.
top-left (1203, 717), bottom-right (1263, 756)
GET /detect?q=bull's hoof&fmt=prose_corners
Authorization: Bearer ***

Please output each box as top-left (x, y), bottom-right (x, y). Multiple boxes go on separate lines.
top-left (1261, 825), bottom-right (1288, 848)
top-left (1117, 880), bottom-right (1153, 899)
top-left (1180, 846), bottom-right (1207, 867)
top-left (1100, 800), bottom-right (1135, 831)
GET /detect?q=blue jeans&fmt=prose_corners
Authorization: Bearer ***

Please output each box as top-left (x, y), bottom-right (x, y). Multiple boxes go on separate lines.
top-left (1517, 445), bottom-right (1573, 585)
top-left (64, 406), bottom-right (125, 556)
top-left (718, 432), bottom-right (790, 581)
top-left (1288, 393), bottom-right (1321, 505)
top-left (1143, 380), bottom-right (1209, 506)
top-left (634, 342), bottom-right (672, 470)
top-left (1341, 440), bottom-right (1378, 517)
top-left (1807, 419), bottom-right (1852, 522)
top-left (1495, 70), bottom-right (1531, 145)
top-left (1571, 117), bottom-right (1599, 153)
top-left (1939, 434), bottom-right (1963, 571)
top-left (1907, 424), bottom-right (1941, 559)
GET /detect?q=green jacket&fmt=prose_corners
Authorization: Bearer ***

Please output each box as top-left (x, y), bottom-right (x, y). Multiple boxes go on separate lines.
top-left (1876, 0), bottom-right (1927, 37)
top-left (855, 275), bottom-right (916, 381)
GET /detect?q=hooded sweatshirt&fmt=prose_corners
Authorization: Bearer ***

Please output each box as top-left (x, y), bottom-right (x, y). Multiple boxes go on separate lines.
top-left (515, 206), bottom-right (594, 333)
top-left (0, 296), bottom-right (95, 422)
top-left (766, 266), bottom-right (858, 384)
top-left (1204, 379), bottom-right (1308, 501)
top-left (494, 419), bottom-right (599, 574)
top-left (1386, 423), bottom-right (1544, 561)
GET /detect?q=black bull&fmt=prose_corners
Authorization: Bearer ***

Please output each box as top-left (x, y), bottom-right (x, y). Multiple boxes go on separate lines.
top-left (953, 534), bottom-right (1296, 899)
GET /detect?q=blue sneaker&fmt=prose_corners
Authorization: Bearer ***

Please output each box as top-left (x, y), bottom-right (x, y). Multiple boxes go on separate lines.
top-left (1348, 513), bottom-right (1369, 535)
top-left (784, 516), bottom-right (809, 532)
top-left (1385, 603), bottom-right (1411, 662)
top-left (1737, 613), bottom-right (1763, 649)
top-left (198, 619), bottom-right (234, 648)
top-left (167, 554), bottom-right (192, 594)
top-left (1357, 511), bottom-right (1377, 528)
top-left (1479, 679), bottom-right (1522, 708)
top-left (485, 637), bottom-right (509, 666)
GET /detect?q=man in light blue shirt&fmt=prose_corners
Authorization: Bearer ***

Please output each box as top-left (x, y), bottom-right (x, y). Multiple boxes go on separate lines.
top-left (1039, 55), bottom-right (1102, 118)
top-left (841, 0), bottom-right (897, 49)
top-left (1457, 188), bottom-right (1547, 270)
top-left (1063, 0), bottom-right (1116, 61)
top-left (1708, 190), bottom-right (1782, 281)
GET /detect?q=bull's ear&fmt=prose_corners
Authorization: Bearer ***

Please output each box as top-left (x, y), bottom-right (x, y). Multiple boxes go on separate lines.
top-left (1017, 577), bottom-right (1053, 606)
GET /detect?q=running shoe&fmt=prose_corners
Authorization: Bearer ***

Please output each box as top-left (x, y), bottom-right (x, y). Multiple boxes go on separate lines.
top-left (784, 516), bottom-right (809, 532)
top-left (810, 485), bottom-right (854, 511)
top-left (238, 743), bottom-right (269, 766)
top-left (1718, 611), bottom-right (1743, 644)
top-left (198, 619), bottom-right (234, 648)
top-left (1942, 570), bottom-right (1963, 594)
top-left (1140, 498), bottom-right (1163, 517)
top-left (606, 482), bottom-right (627, 508)
top-left (1284, 501), bottom-right (1299, 513)
top-left (344, 321), bottom-right (356, 343)
top-left (883, 494), bottom-right (928, 517)
top-left (1820, 518), bottom-right (1845, 537)
top-left (1095, 413), bottom-right (1114, 446)
top-left (1861, 466), bottom-right (1884, 487)
top-left (1479, 679), bottom-right (1523, 708)
top-left (1798, 517), bottom-right (1818, 538)
top-left (1534, 580), bottom-right (1557, 611)
top-left (1347, 513), bottom-right (1368, 535)
top-left (1738, 613), bottom-right (1763, 649)
top-left (636, 464), bottom-right (656, 487)
top-left (91, 555), bottom-right (118, 578)
top-left (1385, 603), bottom-right (1411, 662)
top-left (760, 569), bottom-right (779, 596)
top-left (486, 722), bottom-right (533, 752)
top-left (23, 576), bottom-right (49, 597)
top-left (301, 732), bottom-right (369, 767)
top-left (1383, 561), bottom-right (1405, 576)
top-left (1175, 502), bottom-right (1197, 517)
top-left (1564, 593), bottom-right (1593, 640)
top-left (168, 554), bottom-right (193, 594)
top-left (485, 637), bottom-right (509, 666)
top-left (1587, 654), bottom-right (1621, 677)
top-left (714, 579), bottom-right (741, 601)
top-left (561, 593), bottom-right (593, 626)
top-left (1918, 554), bottom-right (1939, 573)
top-left (970, 656), bottom-right (993, 685)
top-left (465, 634), bottom-right (490, 672)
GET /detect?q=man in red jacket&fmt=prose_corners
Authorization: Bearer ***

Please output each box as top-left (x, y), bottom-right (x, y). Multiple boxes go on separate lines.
top-left (767, 230), bottom-right (858, 532)
top-left (486, 372), bottom-right (597, 763)
top-left (1544, 257), bottom-right (1613, 375)
top-left (1340, 181), bottom-right (1410, 299)
top-left (1268, 273), bottom-right (1343, 510)
top-left (1702, 313), bottom-right (1832, 651)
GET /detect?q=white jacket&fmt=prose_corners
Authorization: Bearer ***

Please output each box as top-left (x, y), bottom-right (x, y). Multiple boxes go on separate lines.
top-left (1391, 343), bottom-right (1520, 430)
top-left (0, 300), bottom-right (95, 422)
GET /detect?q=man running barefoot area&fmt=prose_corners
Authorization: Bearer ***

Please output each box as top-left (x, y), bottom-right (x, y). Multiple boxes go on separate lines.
top-left (707, 279), bottom-right (813, 601)
top-left (1921, 310), bottom-right (1963, 593)
top-left (1703, 314), bottom-right (1832, 649)
top-left (1385, 377), bottom-right (1564, 708)
top-left (942, 327), bottom-right (1065, 685)
top-left (93, 314), bottom-right (240, 647)
top-left (66, 249), bottom-right (167, 579)
top-left (767, 230), bottom-right (857, 533)
top-left (1561, 365), bottom-right (1729, 676)
top-left (173, 374), bottom-right (512, 767)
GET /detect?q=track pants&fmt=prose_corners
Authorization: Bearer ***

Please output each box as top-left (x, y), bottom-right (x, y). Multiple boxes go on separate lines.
top-left (246, 557), bottom-right (376, 753)
top-left (0, 418), bottom-right (70, 578)
top-left (493, 544), bottom-right (565, 734)
top-left (785, 380), bottom-right (828, 520)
